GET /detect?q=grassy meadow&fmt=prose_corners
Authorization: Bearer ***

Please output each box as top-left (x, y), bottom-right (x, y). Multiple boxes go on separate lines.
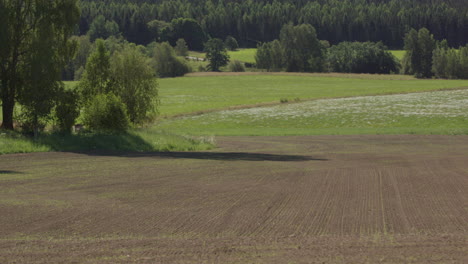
top-left (156, 88), bottom-right (468, 135)
top-left (2, 73), bottom-right (468, 154)
top-left (157, 73), bottom-right (468, 117)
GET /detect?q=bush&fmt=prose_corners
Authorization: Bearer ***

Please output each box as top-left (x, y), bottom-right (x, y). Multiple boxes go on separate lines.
top-left (55, 90), bottom-right (81, 133)
top-left (225, 36), bottom-right (239, 51)
top-left (152, 42), bottom-right (191, 77)
top-left (175, 38), bottom-right (189, 56)
top-left (228, 60), bottom-right (245, 72)
top-left (83, 93), bottom-right (130, 131)
top-left (327, 42), bottom-right (399, 74)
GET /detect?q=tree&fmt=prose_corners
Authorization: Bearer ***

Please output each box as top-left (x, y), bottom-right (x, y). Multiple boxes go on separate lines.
top-left (255, 40), bottom-right (283, 71)
top-left (87, 15), bottom-right (120, 42)
top-left (174, 38), bottom-right (189, 57)
top-left (111, 46), bottom-right (159, 124)
top-left (79, 40), bottom-right (112, 102)
top-left (171, 18), bottom-right (207, 51)
top-left (0, 0), bottom-right (80, 130)
top-left (205, 38), bottom-right (229, 72)
top-left (403, 28), bottom-right (435, 78)
top-left (152, 42), bottom-right (190, 77)
top-left (225, 36), bottom-right (239, 51)
top-left (327, 42), bottom-right (399, 74)
top-left (147, 20), bottom-right (172, 42)
top-left (280, 24), bottom-right (325, 72)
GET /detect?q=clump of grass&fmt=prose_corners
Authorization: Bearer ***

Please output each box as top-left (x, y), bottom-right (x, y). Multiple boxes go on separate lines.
top-left (0, 129), bottom-right (214, 155)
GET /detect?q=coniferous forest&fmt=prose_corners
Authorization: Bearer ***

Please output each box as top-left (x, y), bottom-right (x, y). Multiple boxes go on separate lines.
top-left (78, 0), bottom-right (468, 49)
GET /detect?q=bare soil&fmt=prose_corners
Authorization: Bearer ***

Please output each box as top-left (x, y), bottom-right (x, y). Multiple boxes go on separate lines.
top-left (0, 135), bottom-right (467, 263)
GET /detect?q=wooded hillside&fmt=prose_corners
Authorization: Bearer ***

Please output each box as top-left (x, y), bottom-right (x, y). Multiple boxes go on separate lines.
top-left (78, 0), bottom-right (468, 48)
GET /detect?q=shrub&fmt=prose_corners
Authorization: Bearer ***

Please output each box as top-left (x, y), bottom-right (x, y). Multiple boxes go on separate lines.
top-left (152, 42), bottom-right (191, 77)
top-left (327, 41), bottom-right (399, 74)
top-left (228, 60), bottom-right (245, 72)
top-left (225, 36), bottom-right (239, 51)
top-left (55, 90), bottom-right (81, 133)
top-left (83, 93), bottom-right (129, 131)
top-left (175, 38), bottom-right (189, 56)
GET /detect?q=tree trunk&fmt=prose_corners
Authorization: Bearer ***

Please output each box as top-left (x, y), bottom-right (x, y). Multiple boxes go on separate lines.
top-left (1, 97), bottom-right (14, 130)
top-left (1, 77), bottom-right (15, 130)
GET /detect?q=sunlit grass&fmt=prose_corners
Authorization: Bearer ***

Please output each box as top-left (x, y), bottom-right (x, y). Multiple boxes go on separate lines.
top-left (157, 74), bottom-right (468, 117)
top-left (155, 89), bottom-right (468, 136)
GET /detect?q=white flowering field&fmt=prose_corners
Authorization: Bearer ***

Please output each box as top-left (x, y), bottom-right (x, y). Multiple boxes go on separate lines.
top-left (157, 89), bottom-right (468, 135)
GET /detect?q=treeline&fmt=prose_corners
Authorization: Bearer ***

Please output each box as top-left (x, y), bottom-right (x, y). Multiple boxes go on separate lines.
top-left (78, 0), bottom-right (468, 49)
top-left (255, 24), bottom-right (399, 74)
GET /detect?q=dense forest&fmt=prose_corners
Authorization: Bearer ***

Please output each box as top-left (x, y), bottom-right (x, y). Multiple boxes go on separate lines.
top-left (78, 0), bottom-right (468, 49)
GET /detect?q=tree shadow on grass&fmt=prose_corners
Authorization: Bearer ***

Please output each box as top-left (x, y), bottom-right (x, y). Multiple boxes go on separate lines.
top-left (85, 151), bottom-right (327, 162)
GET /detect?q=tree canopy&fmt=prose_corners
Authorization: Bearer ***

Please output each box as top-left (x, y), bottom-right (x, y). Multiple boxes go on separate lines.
top-left (0, 0), bottom-right (80, 130)
top-left (77, 0), bottom-right (468, 49)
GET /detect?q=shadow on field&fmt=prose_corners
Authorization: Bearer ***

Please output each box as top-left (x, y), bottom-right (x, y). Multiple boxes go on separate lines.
top-left (86, 151), bottom-right (327, 162)
top-left (0, 170), bottom-right (24, 174)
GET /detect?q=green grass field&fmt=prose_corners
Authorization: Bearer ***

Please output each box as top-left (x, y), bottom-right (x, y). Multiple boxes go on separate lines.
top-left (390, 50), bottom-right (405, 60)
top-left (155, 88), bottom-right (468, 135)
top-left (0, 129), bottom-right (213, 155)
top-left (157, 73), bottom-right (468, 117)
top-left (227, 48), bottom-right (257, 63)
top-left (2, 73), bottom-right (468, 154)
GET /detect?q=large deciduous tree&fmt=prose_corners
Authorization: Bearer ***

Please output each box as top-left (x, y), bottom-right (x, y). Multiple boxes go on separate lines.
top-left (205, 38), bottom-right (229, 72)
top-left (402, 28), bottom-right (436, 78)
top-left (0, 0), bottom-right (80, 130)
top-left (280, 24), bottom-right (325, 72)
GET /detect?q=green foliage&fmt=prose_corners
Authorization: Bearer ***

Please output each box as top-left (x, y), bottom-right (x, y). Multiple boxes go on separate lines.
top-left (327, 42), bottom-right (399, 74)
top-left (205, 38), bottom-right (229, 72)
top-left (79, 39), bottom-right (112, 101)
top-left (170, 18), bottom-right (207, 51)
top-left (78, 1), bottom-right (468, 50)
top-left (225, 36), bottom-right (239, 51)
top-left (55, 90), bottom-right (81, 133)
top-left (228, 60), bottom-right (245, 72)
top-left (152, 42), bottom-right (191, 77)
top-left (433, 44), bottom-right (468, 79)
top-left (280, 24), bottom-right (325, 72)
top-left (255, 40), bottom-right (283, 71)
top-left (147, 20), bottom-right (172, 42)
top-left (0, 129), bottom-right (213, 154)
top-left (403, 28), bottom-right (436, 78)
top-left (83, 93), bottom-right (130, 132)
top-left (111, 46), bottom-right (159, 124)
top-left (175, 38), bottom-right (189, 56)
top-left (0, 0), bottom-right (80, 130)
top-left (87, 15), bottom-right (120, 42)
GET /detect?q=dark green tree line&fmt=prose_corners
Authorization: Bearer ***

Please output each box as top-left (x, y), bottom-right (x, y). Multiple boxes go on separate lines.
top-left (77, 0), bottom-right (468, 49)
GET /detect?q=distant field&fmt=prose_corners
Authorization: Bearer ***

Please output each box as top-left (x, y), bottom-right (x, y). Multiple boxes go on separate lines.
top-left (157, 88), bottom-right (468, 135)
top-left (390, 50), bottom-right (405, 60)
top-left (227, 48), bottom-right (257, 63)
top-left (157, 73), bottom-right (468, 117)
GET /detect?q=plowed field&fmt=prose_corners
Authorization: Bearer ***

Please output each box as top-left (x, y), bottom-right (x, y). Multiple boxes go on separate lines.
top-left (0, 135), bottom-right (467, 263)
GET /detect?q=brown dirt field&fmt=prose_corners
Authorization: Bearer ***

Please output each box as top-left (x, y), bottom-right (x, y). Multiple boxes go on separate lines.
top-left (0, 135), bottom-right (467, 263)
